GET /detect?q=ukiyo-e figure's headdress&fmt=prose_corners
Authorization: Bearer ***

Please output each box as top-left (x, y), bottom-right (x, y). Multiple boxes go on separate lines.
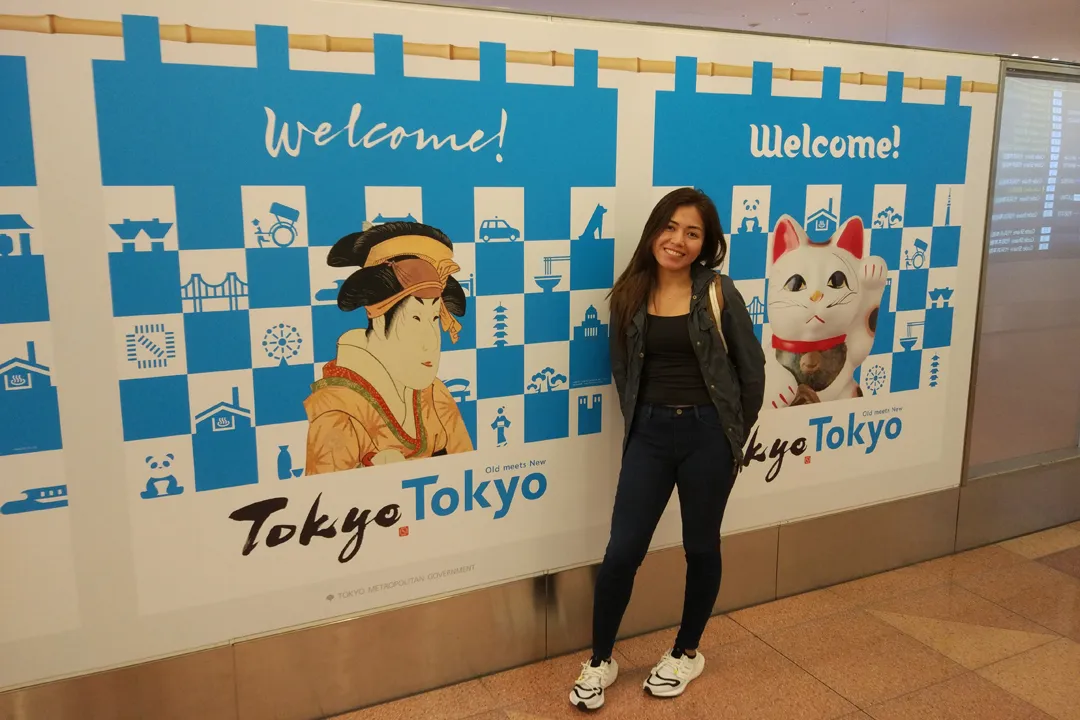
top-left (327, 221), bottom-right (467, 343)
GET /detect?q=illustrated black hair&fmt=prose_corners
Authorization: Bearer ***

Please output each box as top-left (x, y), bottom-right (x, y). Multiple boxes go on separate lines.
top-left (327, 222), bottom-right (467, 337)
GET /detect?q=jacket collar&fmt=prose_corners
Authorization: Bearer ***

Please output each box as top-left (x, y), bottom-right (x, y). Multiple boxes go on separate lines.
top-left (628, 264), bottom-right (717, 335)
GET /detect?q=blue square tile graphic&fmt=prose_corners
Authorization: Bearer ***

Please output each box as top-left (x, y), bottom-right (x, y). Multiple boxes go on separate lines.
top-left (896, 270), bottom-right (929, 312)
top-left (0, 383), bottom-right (62, 456)
top-left (870, 229), bottom-right (904, 272)
top-left (525, 390), bottom-right (570, 443)
top-left (119, 375), bottom-right (191, 441)
top-left (0, 254), bottom-right (49, 324)
top-left (247, 247), bottom-right (311, 309)
top-left (477, 345), bottom-right (524, 400)
top-left (924, 305), bottom-right (954, 349)
top-left (570, 239), bottom-right (615, 291)
top-left (109, 248), bottom-right (183, 318)
top-left (570, 334), bottom-right (611, 389)
top-left (525, 292), bottom-right (570, 345)
top-left (193, 429), bottom-right (258, 491)
top-left (184, 310), bottom-right (252, 374)
top-left (254, 363), bottom-right (315, 426)
top-left (313, 304), bottom-right (364, 363)
top-left (728, 232), bottom-right (768, 281)
top-left (891, 350), bottom-right (922, 393)
top-left (930, 226), bottom-right (961, 268)
top-left (476, 243), bottom-right (525, 296)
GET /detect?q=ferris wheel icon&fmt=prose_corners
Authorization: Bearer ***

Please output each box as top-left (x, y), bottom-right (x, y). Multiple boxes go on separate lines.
top-left (263, 323), bottom-right (303, 365)
top-left (865, 364), bottom-right (888, 395)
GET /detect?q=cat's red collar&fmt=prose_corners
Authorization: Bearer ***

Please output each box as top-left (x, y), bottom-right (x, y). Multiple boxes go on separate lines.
top-left (772, 335), bottom-right (847, 353)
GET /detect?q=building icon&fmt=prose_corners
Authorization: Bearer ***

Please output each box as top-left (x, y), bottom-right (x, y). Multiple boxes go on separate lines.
top-left (570, 305), bottom-right (610, 389)
top-left (0, 214), bottom-right (50, 325)
top-left (577, 394), bottom-right (602, 435)
top-left (192, 386), bottom-right (258, 492)
top-left (806, 199), bottom-right (839, 242)
top-left (574, 305), bottom-right (606, 342)
top-left (0, 341), bottom-right (63, 455)
top-left (194, 386), bottom-right (252, 434)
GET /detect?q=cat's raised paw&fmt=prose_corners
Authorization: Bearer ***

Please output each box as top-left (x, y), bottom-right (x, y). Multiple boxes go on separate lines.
top-left (861, 257), bottom-right (888, 289)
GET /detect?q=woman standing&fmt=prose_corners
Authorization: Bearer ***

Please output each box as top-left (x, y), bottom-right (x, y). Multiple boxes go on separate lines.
top-left (570, 188), bottom-right (765, 711)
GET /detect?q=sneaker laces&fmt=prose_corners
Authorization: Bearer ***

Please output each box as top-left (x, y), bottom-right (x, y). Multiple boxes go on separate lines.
top-left (652, 650), bottom-right (688, 678)
top-left (576, 661), bottom-right (606, 689)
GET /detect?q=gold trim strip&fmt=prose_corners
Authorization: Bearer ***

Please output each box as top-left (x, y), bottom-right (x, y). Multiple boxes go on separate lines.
top-left (0, 13), bottom-right (999, 93)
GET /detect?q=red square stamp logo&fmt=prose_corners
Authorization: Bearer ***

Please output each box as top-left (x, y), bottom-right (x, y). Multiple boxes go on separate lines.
top-left (399, 526), bottom-right (410, 537)
top-left (804, 456), bottom-right (812, 465)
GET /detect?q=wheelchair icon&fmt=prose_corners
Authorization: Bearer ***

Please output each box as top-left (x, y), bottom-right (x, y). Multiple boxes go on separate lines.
top-left (252, 202), bottom-right (301, 248)
top-left (904, 238), bottom-right (928, 269)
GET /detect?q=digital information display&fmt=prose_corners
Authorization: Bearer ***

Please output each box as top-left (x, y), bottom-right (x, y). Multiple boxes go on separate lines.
top-left (989, 74), bottom-right (1080, 260)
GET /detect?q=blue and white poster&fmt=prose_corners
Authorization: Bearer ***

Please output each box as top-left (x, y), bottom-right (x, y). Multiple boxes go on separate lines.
top-left (651, 59), bottom-right (972, 505)
top-left (0, 53), bottom-right (80, 648)
top-left (0, 0), bottom-right (998, 691)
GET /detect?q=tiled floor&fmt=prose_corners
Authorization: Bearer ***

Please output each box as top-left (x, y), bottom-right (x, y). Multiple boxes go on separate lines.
top-left (334, 521), bottom-right (1080, 720)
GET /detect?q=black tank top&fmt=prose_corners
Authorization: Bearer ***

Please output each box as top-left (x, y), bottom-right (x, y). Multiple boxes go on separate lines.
top-left (640, 314), bottom-right (712, 407)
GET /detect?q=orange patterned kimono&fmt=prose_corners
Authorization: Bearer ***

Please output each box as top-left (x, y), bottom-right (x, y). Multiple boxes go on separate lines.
top-left (304, 360), bottom-right (473, 475)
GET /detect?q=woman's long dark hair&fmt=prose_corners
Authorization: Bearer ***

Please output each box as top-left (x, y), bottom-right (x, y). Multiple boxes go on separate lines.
top-left (608, 187), bottom-right (726, 344)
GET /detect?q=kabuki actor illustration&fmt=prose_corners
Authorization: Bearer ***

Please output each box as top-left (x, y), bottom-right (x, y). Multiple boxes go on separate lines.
top-left (764, 214), bottom-right (888, 408)
top-left (304, 222), bottom-right (474, 474)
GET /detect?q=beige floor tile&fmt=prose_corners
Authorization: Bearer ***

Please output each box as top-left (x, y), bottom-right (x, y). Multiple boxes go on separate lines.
top-left (998, 571), bottom-right (1080, 642)
top-left (681, 647), bottom-right (856, 720)
top-left (978, 638), bottom-right (1080, 720)
top-left (865, 584), bottom-right (1057, 666)
top-left (830, 562), bottom-right (952, 606)
top-left (957, 560), bottom-right (1075, 605)
top-left (730, 588), bottom-right (854, 635)
top-left (479, 650), bottom-right (626, 707)
top-left (870, 611), bottom-right (1057, 670)
top-left (762, 609), bottom-right (966, 706)
top-left (866, 672), bottom-right (1054, 720)
top-left (340, 680), bottom-right (498, 720)
top-left (1000, 526), bottom-right (1080, 560)
top-left (918, 544), bottom-right (1028, 581)
top-left (869, 584), bottom-right (1052, 632)
top-left (1040, 547), bottom-right (1080, 581)
top-left (614, 615), bottom-right (749, 670)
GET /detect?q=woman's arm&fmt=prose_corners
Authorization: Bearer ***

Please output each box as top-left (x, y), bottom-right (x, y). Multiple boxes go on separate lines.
top-left (719, 276), bottom-right (766, 433)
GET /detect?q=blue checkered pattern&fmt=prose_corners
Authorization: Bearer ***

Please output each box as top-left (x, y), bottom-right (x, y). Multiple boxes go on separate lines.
top-left (654, 59), bottom-right (971, 400)
top-left (0, 55), bottom-right (63, 460)
top-left (94, 17), bottom-right (617, 493)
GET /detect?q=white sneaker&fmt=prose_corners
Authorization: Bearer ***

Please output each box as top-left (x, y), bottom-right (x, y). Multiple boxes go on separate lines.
top-left (643, 649), bottom-right (705, 698)
top-left (569, 657), bottom-right (619, 711)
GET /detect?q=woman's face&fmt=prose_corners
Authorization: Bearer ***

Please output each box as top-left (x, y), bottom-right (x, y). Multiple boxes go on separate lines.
top-left (370, 296), bottom-right (443, 390)
top-left (652, 204), bottom-right (704, 273)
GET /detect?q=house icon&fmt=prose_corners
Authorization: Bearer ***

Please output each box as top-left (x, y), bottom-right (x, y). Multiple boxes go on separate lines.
top-left (807, 199), bottom-right (839, 242)
top-left (194, 386), bottom-right (252, 434)
top-left (0, 214), bottom-right (33, 257)
top-left (1, 341), bottom-right (50, 392)
top-left (0, 340), bottom-right (62, 456)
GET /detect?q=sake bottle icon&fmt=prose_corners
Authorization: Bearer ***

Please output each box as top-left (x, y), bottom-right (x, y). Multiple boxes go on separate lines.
top-left (277, 445), bottom-right (303, 479)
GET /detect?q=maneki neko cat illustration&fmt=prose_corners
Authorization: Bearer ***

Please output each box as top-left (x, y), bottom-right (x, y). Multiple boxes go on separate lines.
top-left (764, 214), bottom-right (887, 408)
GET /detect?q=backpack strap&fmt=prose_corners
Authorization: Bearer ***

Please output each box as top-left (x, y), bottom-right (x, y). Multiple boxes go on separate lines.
top-left (708, 275), bottom-right (729, 354)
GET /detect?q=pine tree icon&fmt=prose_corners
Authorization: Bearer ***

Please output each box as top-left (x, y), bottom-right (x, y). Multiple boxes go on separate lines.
top-left (493, 303), bottom-right (509, 347)
top-left (930, 355), bottom-right (941, 387)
